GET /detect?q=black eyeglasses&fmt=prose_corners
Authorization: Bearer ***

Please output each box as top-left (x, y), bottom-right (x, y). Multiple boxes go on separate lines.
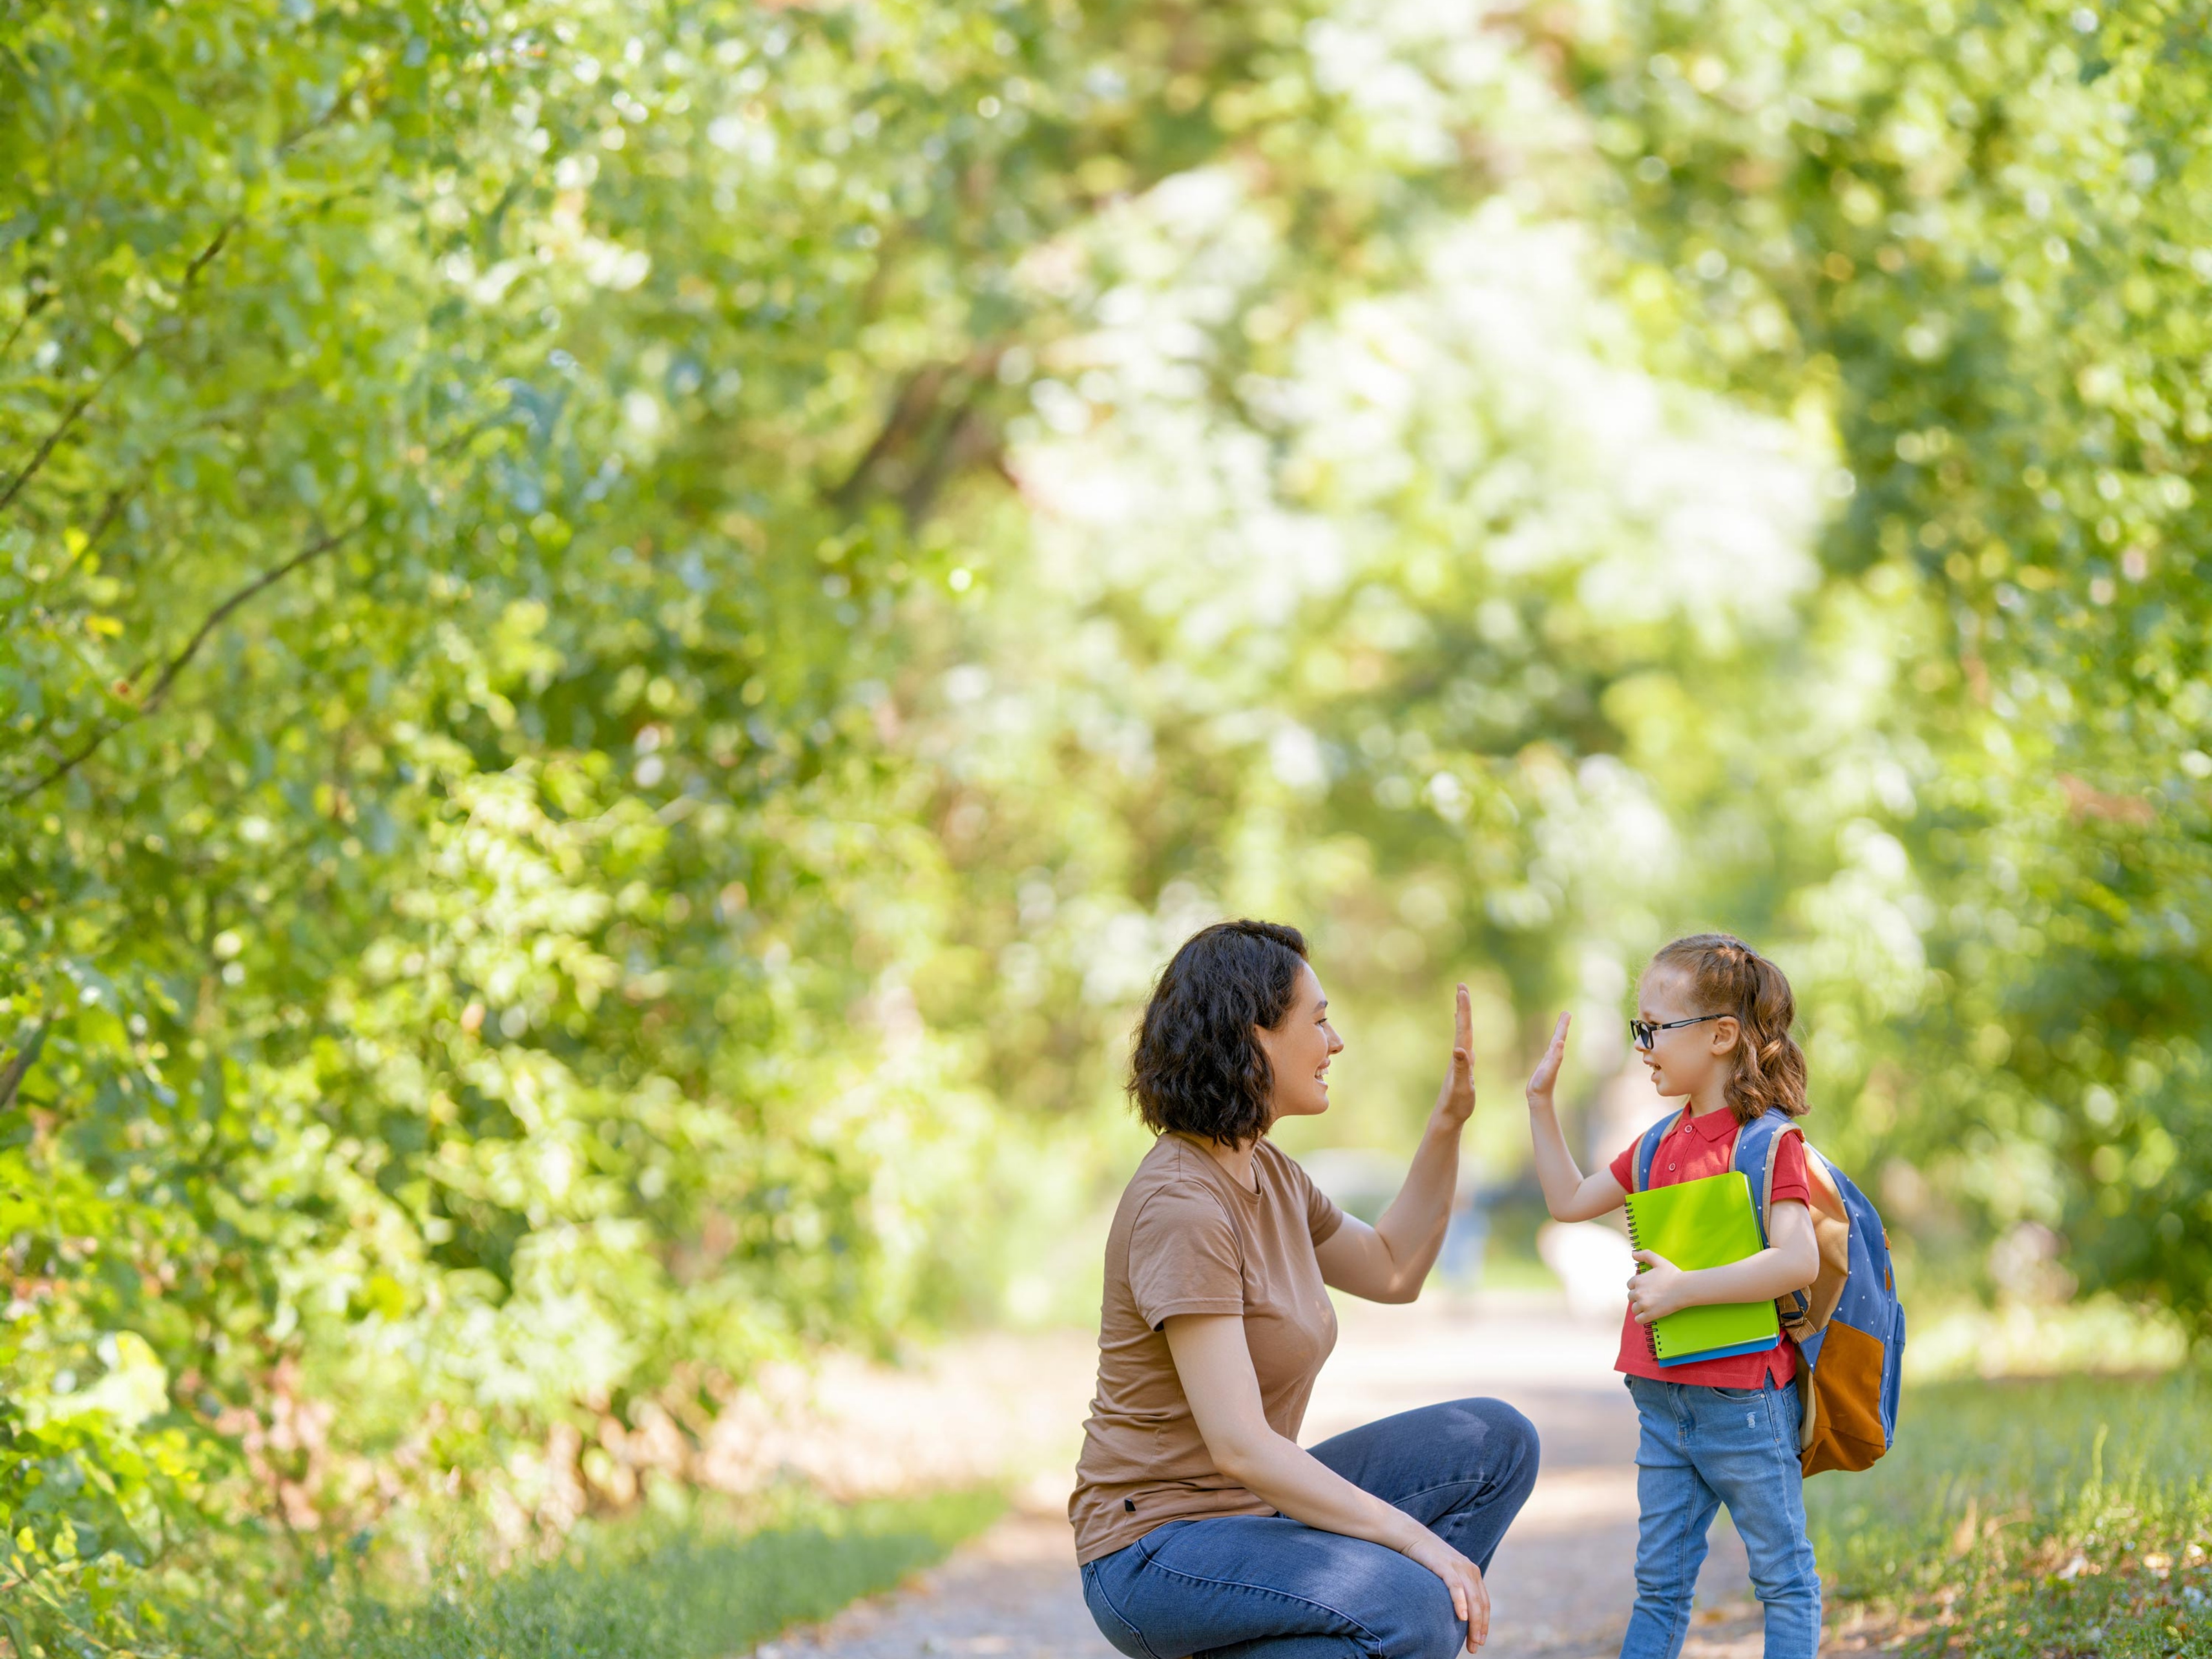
top-left (1629, 1013), bottom-right (1726, 1051)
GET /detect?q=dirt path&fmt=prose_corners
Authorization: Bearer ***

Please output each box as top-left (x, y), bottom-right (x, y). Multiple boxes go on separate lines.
top-left (756, 1292), bottom-right (1859, 1659)
top-left (1305, 1293), bottom-right (1750, 1659)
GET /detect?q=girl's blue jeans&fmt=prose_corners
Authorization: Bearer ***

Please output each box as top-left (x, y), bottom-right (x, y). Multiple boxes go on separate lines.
top-left (1620, 1374), bottom-right (1822, 1659)
top-left (1080, 1398), bottom-right (1541, 1659)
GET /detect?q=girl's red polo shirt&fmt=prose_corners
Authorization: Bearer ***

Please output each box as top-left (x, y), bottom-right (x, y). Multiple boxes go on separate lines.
top-left (1605, 1105), bottom-right (1811, 1389)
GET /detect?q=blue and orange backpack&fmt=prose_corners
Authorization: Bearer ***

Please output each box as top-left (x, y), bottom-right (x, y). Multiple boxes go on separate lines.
top-left (1631, 1106), bottom-right (1905, 1475)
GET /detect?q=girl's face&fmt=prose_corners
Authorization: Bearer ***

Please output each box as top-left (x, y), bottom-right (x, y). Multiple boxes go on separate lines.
top-left (1636, 966), bottom-right (1739, 1103)
top-left (1255, 962), bottom-right (1343, 1126)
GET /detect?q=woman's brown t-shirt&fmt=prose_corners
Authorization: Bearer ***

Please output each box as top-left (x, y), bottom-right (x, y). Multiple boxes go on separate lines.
top-left (1068, 1133), bottom-right (1345, 1564)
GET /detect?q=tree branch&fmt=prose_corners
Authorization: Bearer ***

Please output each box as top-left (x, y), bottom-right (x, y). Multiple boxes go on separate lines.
top-left (0, 478), bottom-right (146, 626)
top-left (828, 347), bottom-right (1006, 519)
top-left (0, 338), bottom-right (149, 516)
top-left (0, 215), bottom-right (239, 518)
top-left (79, 481), bottom-right (136, 556)
top-left (141, 518), bottom-right (361, 713)
top-left (0, 288), bottom-right (55, 370)
top-left (0, 1019), bottom-right (51, 1115)
top-left (9, 514), bottom-right (367, 799)
top-left (0, 46), bottom-right (392, 523)
top-left (828, 364), bottom-right (953, 513)
top-left (0, 44), bottom-right (386, 520)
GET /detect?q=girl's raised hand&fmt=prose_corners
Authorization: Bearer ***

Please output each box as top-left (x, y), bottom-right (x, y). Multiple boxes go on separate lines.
top-left (1524, 1012), bottom-right (1571, 1109)
top-left (1434, 982), bottom-right (1477, 1126)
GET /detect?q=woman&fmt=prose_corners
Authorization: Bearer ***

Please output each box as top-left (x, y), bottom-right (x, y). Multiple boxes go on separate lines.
top-left (1072, 920), bottom-right (1545, 1659)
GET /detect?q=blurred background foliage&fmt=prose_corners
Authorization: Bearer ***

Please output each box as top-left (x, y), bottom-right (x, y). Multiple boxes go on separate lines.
top-left (0, 0), bottom-right (2205, 1647)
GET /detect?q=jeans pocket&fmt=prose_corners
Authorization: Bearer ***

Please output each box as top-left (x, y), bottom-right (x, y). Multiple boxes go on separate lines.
top-left (1081, 1561), bottom-right (1160, 1659)
top-left (1771, 1376), bottom-right (1803, 1451)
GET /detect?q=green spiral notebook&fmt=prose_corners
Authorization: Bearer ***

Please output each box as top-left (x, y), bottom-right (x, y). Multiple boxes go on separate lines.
top-left (1623, 1169), bottom-right (1780, 1366)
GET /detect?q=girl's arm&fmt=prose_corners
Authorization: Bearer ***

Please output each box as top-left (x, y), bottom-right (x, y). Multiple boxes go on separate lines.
top-left (1524, 1013), bottom-right (1626, 1222)
top-left (1164, 1313), bottom-right (1490, 1651)
top-left (1627, 1199), bottom-right (1818, 1321)
top-left (1316, 985), bottom-right (1474, 1303)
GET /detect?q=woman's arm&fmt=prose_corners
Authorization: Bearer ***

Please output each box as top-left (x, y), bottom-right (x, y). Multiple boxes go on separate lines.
top-left (1316, 985), bottom-right (1474, 1303)
top-left (1626, 1199), bottom-right (1818, 1322)
top-left (1164, 1313), bottom-right (1490, 1651)
top-left (1523, 1014), bottom-right (1626, 1222)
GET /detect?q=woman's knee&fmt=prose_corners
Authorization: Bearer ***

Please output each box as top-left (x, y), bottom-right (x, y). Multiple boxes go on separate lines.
top-left (1481, 1399), bottom-right (1541, 1489)
top-left (1434, 1397), bottom-right (1541, 1496)
top-left (1384, 1572), bottom-right (1467, 1659)
top-left (1307, 1545), bottom-right (1465, 1659)
top-left (1401, 1400), bottom-right (1541, 1569)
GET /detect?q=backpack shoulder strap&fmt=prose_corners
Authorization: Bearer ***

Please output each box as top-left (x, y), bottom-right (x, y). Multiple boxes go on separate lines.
top-left (1730, 1109), bottom-right (1798, 1247)
top-left (1631, 1112), bottom-right (1677, 1193)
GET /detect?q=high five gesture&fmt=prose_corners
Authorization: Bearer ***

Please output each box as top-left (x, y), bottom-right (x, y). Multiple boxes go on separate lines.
top-left (1435, 981), bottom-right (1478, 1128)
top-left (1316, 979), bottom-right (1484, 1305)
top-left (1524, 1010), bottom-right (1632, 1223)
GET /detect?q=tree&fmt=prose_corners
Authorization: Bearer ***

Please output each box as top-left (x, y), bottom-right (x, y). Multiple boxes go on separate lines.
top-left (1552, 0), bottom-right (2212, 1317)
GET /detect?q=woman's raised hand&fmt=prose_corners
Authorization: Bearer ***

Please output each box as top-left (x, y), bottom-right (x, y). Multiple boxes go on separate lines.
top-left (1434, 983), bottom-right (1477, 1126)
top-left (1525, 1012), bottom-right (1571, 1109)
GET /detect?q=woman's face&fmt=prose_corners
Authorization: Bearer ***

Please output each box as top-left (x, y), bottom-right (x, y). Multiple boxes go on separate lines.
top-left (1255, 962), bottom-right (1343, 1126)
top-left (1636, 966), bottom-right (1736, 1102)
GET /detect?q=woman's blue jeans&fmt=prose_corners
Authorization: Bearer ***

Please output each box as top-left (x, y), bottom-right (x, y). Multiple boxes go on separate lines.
top-left (1619, 1374), bottom-right (1822, 1659)
top-left (1080, 1398), bottom-right (1540, 1659)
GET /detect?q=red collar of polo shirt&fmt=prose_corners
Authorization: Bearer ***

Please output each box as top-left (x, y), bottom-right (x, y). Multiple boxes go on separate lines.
top-left (1677, 1107), bottom-right (1739, 1141)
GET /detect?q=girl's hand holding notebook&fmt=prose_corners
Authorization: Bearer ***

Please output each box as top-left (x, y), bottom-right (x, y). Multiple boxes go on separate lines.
top-left (1626, 1250), bottom-right (1692, 1323)
top-left (1620, 1171), bottom-right (1782, 1365)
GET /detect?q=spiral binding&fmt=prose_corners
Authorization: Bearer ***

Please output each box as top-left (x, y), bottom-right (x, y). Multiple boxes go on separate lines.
top-left (1625, 1204), bottom-right (1660, 1359)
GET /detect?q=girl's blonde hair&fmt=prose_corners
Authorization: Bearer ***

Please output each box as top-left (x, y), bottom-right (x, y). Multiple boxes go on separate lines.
top-left (1648, 932), bottom-right (1808, 1123)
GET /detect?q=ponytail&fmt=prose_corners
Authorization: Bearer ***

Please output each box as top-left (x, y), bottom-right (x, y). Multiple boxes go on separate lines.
top-left (1648, 933), bottom-right (1808, 1122)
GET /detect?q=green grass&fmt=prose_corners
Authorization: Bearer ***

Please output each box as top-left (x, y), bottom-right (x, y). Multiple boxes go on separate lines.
top-left (1809, 1374), bottom-right (2212, 1656)
top-left (285, 1488), bottom-right (1005, 1659)
top-left (54, 1495), bottom-right (1004, 1659)
top-left (9, 1485), bottom-right (1004, 1658)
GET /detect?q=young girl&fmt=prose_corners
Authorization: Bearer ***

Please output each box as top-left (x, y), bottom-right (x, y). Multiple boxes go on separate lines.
top-left (1524, 933), bottom-right (1824, 1659)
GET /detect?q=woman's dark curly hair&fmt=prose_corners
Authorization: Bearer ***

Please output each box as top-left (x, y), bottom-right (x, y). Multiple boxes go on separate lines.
top-left (1129, 920), bottom-right (1310, 1145)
